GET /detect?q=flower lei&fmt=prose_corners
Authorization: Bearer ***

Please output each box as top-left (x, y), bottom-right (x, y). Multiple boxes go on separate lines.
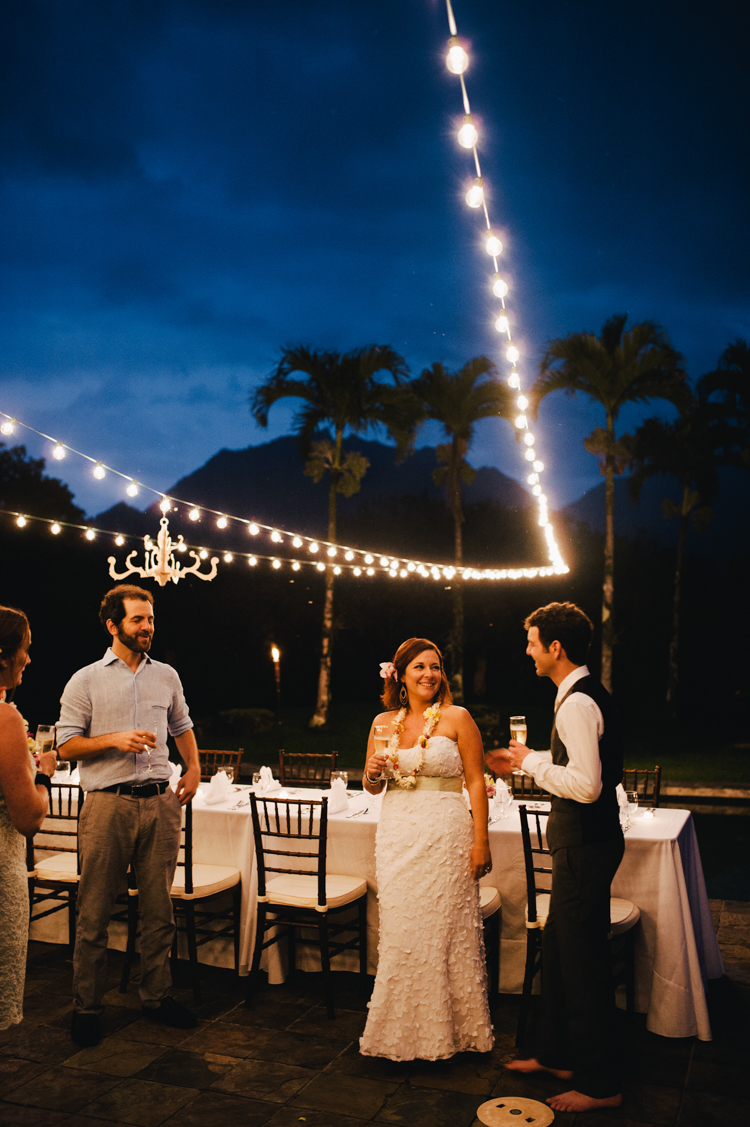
top-left (386, 703), bottom-right (441, 789)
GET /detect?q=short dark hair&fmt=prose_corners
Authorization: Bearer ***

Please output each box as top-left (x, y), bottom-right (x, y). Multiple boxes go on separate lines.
top-left (524, 602), bottom-right (593, 666)
top-left (381, 637), bottom-right (453, 711)
top-left (0, 605), bottom-right (30, 672)
top-left (99, 585), bottom-right (154, 631)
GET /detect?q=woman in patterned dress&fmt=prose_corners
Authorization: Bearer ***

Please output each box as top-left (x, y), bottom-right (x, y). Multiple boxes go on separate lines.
top-left (0, 606), bottom-right (56, 1031)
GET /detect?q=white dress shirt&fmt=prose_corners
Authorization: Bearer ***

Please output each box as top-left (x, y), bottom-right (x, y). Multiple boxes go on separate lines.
top-left (521, 665), bottom-right (604, 803)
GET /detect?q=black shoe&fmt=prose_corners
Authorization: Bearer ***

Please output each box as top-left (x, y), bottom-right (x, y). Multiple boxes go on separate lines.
top-left (142, 996), bottom-right (197, 1028)
top-left (71, 1011), bottom-right (102, 1047)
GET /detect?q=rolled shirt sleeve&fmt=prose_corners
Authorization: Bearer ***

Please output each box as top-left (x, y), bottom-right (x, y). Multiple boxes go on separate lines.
top-left (522, 693), bottom-right (604, 803)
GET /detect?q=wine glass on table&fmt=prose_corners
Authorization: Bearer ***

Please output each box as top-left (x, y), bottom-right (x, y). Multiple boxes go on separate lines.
top-left (626, 790), bottom-right (639, 820)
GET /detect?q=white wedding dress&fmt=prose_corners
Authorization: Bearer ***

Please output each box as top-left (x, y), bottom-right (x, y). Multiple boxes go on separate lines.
top-left (359, 736), bottom-right (494, 1061)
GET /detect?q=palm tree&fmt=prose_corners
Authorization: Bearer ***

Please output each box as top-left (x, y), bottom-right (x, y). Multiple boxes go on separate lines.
top-left (412, 357), bottom-right (515, 703)
top-left (628, 396), bottom-right (725, 716)
top-left (698, 339), bottom-right (750, 470)
top-left (250, 344), bottom-right (409, 728)
top-left (533, 314), bottom-right (688, 691)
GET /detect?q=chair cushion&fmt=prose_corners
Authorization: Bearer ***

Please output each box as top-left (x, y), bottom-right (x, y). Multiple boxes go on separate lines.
top-left (34, 852), bottom-right (79, 882)
top-left (525, 891), bottom-right (550, 929)
top-left (609, 897), bottom-right (640, 935)
top-left (264, 873), bottom-right (367, 910)
top-left (479, 885), bottom-right (501, 919)
top-left (171, 864), bottom-right (241, 900)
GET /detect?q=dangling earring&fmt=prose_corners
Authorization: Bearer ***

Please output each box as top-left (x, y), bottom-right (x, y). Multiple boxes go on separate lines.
top-left (399, 685), bottom-right (408, 707)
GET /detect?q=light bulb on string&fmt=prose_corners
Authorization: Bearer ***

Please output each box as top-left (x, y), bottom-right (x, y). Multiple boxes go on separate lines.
top-left (407, 562), bottom-right (415, 572)
top-left (85, 529), bottom-right (95, 540)
top-left (52, 443), bottom-right (65, 460)
top-left (353, 567), bottom-right (361, 576)
top-left (292, 536), bottom-right (302, 548)
top-left (492, 273), bottom-right (508, 298)
top-left (364, 554), bottom-right (373, 564)
top-left (525, 448), bottom-right (536, 461)
top-left (1, 419), bottom-right (16, 436)
top-left (366, 567), bottom-right (374, 576)
top-left (223, 552), bottom-right (233, 563)
top-left (309, 542), bottom-right (319, 554)
top-left (506, 345), bottom-right (519, 363)
top-left (527, 473), bottom-right (539, 485)
top-left (271, 530), bottom-right (282, 543)
top-left (127, 481), bottom-right (139, 497)
top-left (115, 535), bottom-right (125, 546)
top-left (292, 561), bottom-right (300, 571)
top-left (327, 546), bottom-right (336, 558)
top-left (345, 550), bottom-right (354, 561)
top-left (465, 178), bottom-right (483, 208)
top-left (93, 462), bottom-right (105, 480)
top-left (533, 460), bottom-right (544, 472)
top-left (515, 415), bottom-right (527, 429)
top-left (199, 549), bottom-right (208, 560)
top-left (445, 36), bottom-right (469, 74)
top-left (380, 557), bottom-right (389, 567)
top-left (159, 497), bottom-right (171, 513)
top-left (524, 432), bottom-right (535, 446)
top-left (249, 523), bottom-right (259, 535)
top-left (272, 559), bottom-right (281, 570)
top-left (533, 484), bottom-right (542, 496)
top-left (248, 556), bottom-right (257, 566)
top-left (188, 507), bottom-right (199, 521)
top-left (316, 562), bottom-right (325, 572)
top-left (217, 515), bottom-right (228, 529)
top-left (508, 372), bottom-right (520, 389)
top-left (485, 230), bottom-right (502, 256)
top-left (50, 522), bottom-right (61, 535)
top-left (457, 114), bottom-right (478, 148)
top-left (333, 565), bottom-right (341, 575)
top-left (517, 395), bottom-right (528, 410)
top-left (177, 541), bottom-right (186, 552)
top-left (495, 312), bottom-right (509, 334)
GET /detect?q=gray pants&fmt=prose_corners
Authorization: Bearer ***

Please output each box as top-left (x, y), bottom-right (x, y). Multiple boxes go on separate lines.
top-left (73, 788), bottom-right (182, 1013)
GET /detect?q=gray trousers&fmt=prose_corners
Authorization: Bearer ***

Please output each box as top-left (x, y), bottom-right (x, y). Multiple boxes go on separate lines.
top-left (73, 788), bottom-right (182, 1013)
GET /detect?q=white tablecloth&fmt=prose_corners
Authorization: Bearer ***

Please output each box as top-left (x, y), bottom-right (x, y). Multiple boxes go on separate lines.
top-left (31, 786), bottom-right (723, 1040)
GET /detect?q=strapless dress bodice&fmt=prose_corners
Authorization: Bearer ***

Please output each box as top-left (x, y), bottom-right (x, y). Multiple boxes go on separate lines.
top-left (391, 735), bottom-right (463, 778)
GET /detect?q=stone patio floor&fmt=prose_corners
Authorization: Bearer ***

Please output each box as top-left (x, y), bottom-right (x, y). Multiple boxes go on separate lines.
top-left (1, 899), bottom-right (748, 1127)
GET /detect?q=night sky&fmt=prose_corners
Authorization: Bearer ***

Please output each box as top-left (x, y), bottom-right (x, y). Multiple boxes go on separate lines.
top-left (2, 0), bottom-right (748, 517)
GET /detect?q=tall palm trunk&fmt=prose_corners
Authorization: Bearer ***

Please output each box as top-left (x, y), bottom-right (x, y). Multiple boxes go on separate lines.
top-left (666, 484), bottom-right (691, 719)
top-left (449, 435), bottom-right (465, 705)
top-left (601, 410), bottom-right (616, 692)
top-left (310, 428), bottom-right (342, 728)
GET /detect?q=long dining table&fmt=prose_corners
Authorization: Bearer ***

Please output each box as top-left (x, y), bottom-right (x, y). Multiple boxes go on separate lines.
top-left (30, 781), bottom-right (723, 1041)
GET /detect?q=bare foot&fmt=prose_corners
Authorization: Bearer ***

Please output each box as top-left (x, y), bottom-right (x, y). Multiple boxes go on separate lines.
top-left (547, 1090), bottom-right (623, 1113)
top-left (506, 1058), bottom-right (574, 1080)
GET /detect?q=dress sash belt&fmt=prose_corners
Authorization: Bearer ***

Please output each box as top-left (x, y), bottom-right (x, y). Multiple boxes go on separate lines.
top-left (386, 776), bottom-right (463, 793)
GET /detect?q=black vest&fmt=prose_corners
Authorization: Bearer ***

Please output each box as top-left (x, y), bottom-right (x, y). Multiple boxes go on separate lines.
top-left (546, 674), bottom-right (623, 851)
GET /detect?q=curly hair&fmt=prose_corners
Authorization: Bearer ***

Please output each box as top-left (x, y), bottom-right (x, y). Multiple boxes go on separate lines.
top-left (99, 585), bottom-right (154, 631)
top-left (380, 637), bottom-right (453, 711)
top-left (524, 602), bottom-right (593, 666)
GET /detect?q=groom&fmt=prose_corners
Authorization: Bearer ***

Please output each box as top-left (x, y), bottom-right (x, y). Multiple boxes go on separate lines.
top-left (486, 601), bottom-right (624, 1113)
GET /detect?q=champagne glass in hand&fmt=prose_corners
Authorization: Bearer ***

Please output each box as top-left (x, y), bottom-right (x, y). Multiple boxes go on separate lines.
top-left (144, 727), bottom-right (157, 773)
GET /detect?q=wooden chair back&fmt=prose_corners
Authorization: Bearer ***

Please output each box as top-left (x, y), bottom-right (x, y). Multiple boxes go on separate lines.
top-left (518, 804), bottom-right (552, 926)
top-left (250, 794), bottom-right (329, 909)
top-left (26, 783), bottom-right (83, 883)
top-left (510, 773), bottom-right (551, 801)
top-left (278, 750), bottom-right (338, 788)
top-left (198, 749), bottom-right (243, 781)
top-left (622, 765), bottom-right (661, 807)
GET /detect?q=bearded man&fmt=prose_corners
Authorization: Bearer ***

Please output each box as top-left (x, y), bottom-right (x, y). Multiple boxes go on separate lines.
top-left (57, 585), bottom-right (200, 1047)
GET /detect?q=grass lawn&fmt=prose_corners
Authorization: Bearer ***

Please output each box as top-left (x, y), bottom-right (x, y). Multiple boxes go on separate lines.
top-left (200, 699), bottom-right (750, 783)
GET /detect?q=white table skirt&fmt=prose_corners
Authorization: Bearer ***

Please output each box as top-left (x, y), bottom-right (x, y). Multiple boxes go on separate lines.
top-left (30, 786), bottom-right (723, 1040)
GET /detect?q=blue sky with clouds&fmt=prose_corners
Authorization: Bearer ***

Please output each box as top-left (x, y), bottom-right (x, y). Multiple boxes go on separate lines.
top-left (2, 0), bottom-right (748, 517)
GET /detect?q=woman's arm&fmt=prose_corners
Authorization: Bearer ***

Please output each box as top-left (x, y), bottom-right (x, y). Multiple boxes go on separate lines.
top-left (454, 707), bottom-right (492, 880)
top-left (0, 706), bottom-right (55, 837)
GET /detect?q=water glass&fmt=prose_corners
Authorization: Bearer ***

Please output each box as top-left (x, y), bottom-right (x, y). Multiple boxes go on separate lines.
top-left (626, 790), bottom-right (639, 818)
top-left (222, 765), bottom-right (236, 785)
top-left (252, 771), bottom-right (262, 788)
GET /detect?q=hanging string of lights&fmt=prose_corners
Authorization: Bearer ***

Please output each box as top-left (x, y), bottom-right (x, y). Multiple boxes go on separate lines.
top-left (1, 2), bottom-right (569, 583)
top-left (442, 0), bottom-right (567, 575)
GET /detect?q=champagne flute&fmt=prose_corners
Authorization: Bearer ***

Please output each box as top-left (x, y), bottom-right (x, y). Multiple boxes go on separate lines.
top-left (144, 726), bottom-right (157, 773)
top-left (373, 725), bottom-right (390, 754)
top-left (35, 724), bottom-right (55, 756)
top-left (510, 715), bottom-right (527, 745)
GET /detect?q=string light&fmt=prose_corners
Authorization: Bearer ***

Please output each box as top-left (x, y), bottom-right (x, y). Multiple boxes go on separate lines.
top-left (115, 535), bottom-right (125, 546)
top-left (534, 460), bottom-right (544, 472)
top-left (271, 530), bottom-right (282, 543)
top-left (492, 274), bottom-right (508, 297)
top-left (485, 230), bottom-right (502, 256)
top-left (508, 372), bottom-right (520, 389)
top-left (223, 552), bottom-right (233, 563)
top-left (85, 529), bottom-right (95, 540)
top-left (309, 542), bottom-right (319, 553)
top-left (327, 546), bottom-right (336, 557)
top-left (458, 114), bottom-right (478, 148)
top-left (127, 481), bottom-right (139, 497)
top-left (16, 515), bottom-right (26, 527)
top-left (159, 497), bottom-right (171, 513)
top-left (465, 178), bottom-right (484, 208)
top-left (517, 396), bottom-right (528, 410)
top-left (495, 312), bottom-right (509, 334)
top-left (188, 507), bottom-right (200, 521)
top-left (515, 415), bottom-right (527, 429)
top-left (292, 536), bottom-right (302, 548)
top-left (52, 443), bottom-right (65, 460)
top-left (445, 36), bottom-right (469, 74)
top-left (506, 345), bottom-right (519, 363)
top-left (272, 558), bottom-right (281, 569)
top-left (248, 556), bottom-right (257, 566)
top-left (249, 523), bottom-right (259, 535)
top-left (217, 515), bottom-right (228, 529)
top-left (93, 463), bottom-right (106, 480)
top-left (1, 419), bottom-right (16, 435)
top-left (51, 522), bottom-right (61, 534)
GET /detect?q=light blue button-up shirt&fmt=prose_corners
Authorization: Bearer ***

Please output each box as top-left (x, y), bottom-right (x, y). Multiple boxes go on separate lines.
top-left (56, 649), bottom-right (194, 791)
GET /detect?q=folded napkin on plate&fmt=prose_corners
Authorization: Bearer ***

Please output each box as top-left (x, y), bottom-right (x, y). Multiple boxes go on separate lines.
top-left (168, 762), bottom-right (182, 791)
top-left (257, 765), bottom-right (281, 794)
top-left (203, 770), bottom-right (234, 805)
top-left (615, 783), bottom-right (629, 810)
top-left (326, 776), bottom-right (349, 815)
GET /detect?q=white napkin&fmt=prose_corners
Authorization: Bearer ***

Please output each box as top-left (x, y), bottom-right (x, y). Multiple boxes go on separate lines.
top-left (616, 783), bottom-right (629, 810)
top-left (168, 762), bottom-right (182, 792)
top-left (203, 770), bottom-right (234, 805)
top-left (326, 776), bottom-right (349, 815)
top-left (257, 765), bottom-right (281, 794)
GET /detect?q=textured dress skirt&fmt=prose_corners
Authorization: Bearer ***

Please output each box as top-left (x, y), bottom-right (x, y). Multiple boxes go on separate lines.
top-left (0, 784), bottom-right (29, 1030)
top-left (359, 737), bottom-right (494, 1061)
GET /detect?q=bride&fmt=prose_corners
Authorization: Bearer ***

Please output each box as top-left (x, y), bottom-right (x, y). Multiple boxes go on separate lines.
top-left (359, 637), bottom-right (494, 1061)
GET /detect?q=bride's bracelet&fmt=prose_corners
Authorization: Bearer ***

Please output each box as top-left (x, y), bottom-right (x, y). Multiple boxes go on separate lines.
top-left (365, 771), bottom-right (385, 786)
